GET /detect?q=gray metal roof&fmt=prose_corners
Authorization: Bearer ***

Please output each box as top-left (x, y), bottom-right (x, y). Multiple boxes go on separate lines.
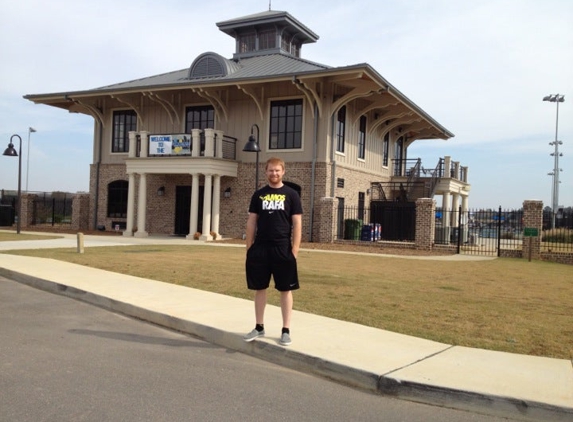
top-left (94, 53), bottom-right (330, 91)
top-left (216, 10), bottom-right (319, 43)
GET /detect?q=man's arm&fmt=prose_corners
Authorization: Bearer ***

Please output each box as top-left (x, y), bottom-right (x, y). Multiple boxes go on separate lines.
top-left (246, 212), bottom-right (258, 250)
top-left (291, 214), bottom-right (302, 258)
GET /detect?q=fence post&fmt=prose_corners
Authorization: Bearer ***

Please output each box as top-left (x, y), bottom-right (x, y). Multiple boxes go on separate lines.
top-left (415, 198), bottom-right (435, 250)
top-left (522, 200), bottom-right (543, 261)
top-left (457, 205), bottom-right (462, 253)
top-left (497, 206), bottom-right (502, 257)
top-left (315, 197), bottom-right (337, 243)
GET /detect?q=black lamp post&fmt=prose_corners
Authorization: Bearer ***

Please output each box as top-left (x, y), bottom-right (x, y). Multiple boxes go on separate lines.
top-left (243, 124), bottom-right (261, 191)
top-left (3, 134), bottom-right (23, 234)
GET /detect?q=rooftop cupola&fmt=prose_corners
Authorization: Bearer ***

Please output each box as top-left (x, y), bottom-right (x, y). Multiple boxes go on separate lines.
top-left (216, 10), bottom-right (319, 60)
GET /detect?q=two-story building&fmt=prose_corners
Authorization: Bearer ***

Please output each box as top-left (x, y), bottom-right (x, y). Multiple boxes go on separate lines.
top-left (24, 9), bottom-right (470, 242)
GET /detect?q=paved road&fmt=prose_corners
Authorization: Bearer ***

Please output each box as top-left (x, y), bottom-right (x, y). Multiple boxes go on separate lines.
top-left (0, 277), bottom-right (514, 422)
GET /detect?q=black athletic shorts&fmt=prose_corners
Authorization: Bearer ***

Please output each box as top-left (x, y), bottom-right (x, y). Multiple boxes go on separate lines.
top-left (245, 242), bottom-right (299, 291)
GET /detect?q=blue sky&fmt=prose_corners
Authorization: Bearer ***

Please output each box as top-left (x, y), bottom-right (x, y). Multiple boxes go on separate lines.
top-left (1, 0), bottom-right (572, 209)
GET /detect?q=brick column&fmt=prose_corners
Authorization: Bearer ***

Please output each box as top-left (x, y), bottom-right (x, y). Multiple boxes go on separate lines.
top-left (315, 197), bottom-right (337, 243)
top-left (522, 200), bottom-right (543, 260)
top-left (415, 198), bottom-right (435, 250)
top-left (71, 194), bottom-right (90, 231)
top-left (19, 194), bottom-right (36, 229)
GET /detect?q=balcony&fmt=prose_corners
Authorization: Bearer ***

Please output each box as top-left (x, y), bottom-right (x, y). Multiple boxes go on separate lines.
top-left (125, 129), bottom-right (238, 177)
top-left (372, 156), bottom-right (470, 202)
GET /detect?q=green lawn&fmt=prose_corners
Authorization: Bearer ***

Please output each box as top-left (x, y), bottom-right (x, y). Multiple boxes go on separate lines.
top-left (2, 240), bottom-right (571, 360)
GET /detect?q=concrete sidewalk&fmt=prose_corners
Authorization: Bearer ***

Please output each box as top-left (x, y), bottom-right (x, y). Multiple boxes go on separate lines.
top-left (0, 232), bottom-right (571, 421)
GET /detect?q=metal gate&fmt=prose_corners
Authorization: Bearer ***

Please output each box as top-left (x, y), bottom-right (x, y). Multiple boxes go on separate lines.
top-left (449, 206), bottom-right (524, 257)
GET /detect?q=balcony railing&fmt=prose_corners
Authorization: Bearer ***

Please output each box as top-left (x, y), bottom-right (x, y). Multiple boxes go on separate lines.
top-left (130, 129), bottom-right (237, 160)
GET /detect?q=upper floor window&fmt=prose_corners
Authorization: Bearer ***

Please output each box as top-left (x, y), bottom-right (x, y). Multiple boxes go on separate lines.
top-left (383, 132), bottom-right (389, 166)
top-left (185, 105), bottom-right (215, 131)
top-left (259, 30), bottom-right (276, 50)
top-left (107, 180), bottom-right (128, 218)
top-left (239, 33), bottom-right (256, 53)
top-left (336, 106), bottom-right (346, 153)
top-left (112, 110), bottom-right (137, 153)
top-left (269, 99), bottom-right (303, 150)
top-left (358, 115), bottom-right (367, 160)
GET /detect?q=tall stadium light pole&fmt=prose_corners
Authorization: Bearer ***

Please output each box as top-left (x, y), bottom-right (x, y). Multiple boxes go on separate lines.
top-left (543, 94), bottom-right (565, 229)
top-left (3, 134), bottom-right (23, 234)
top-left (26, 127), bottom-right (37, 192)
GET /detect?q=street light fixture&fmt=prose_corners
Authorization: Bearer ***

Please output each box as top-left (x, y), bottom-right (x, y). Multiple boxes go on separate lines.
top-left (26, 127), bottom-right (37, 192)
top-left (543, 94), bottom-right (565, 229)
top-left (242, 124), bottom-right (261, 191)
top-left (3, 134), bottom-right (23, 234)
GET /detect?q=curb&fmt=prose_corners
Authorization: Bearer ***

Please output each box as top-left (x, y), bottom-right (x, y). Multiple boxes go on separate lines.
top-left (2, 268), bottom-right (572, 422)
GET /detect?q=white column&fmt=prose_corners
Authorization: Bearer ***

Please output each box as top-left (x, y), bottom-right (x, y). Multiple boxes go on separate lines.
top-left (214, 130), bottom-right (224, 158)
top-left (444, 156), bottom-right (451, 177)
top-left (461, 194), bottom-right (470, 227)
top-left (204, 129), bottom-right (215, 157)
top-left (453, 161), bottom-right (460, 180)
top-left (191, 129), bottom-right (201, 157)
top-left (200, 174), bottom-right (213, 241)
top-left (451, 193), bottom-right (460, 228)
top-left (211, 175), bottom-right (221, 239)
top-left (139, 131), bottom-right (149, 158)
top-left (442, 192), bottom-right (451, 227)
top-left (186, 173), bottom-right (200, 239)
top-left (462, 194), bottom-right (469, 213)
top-left (123, 172), bottom-right (136, 236)
top-left (134, 173), bottom-right (148, 237)
top-left (128, 132), bottom-right (137, 158)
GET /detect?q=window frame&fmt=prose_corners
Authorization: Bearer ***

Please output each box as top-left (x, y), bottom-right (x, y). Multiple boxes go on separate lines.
top-left (268, 98), bottom-right (304, 150)
top-left (335, 106), bottom-right (346, 154)
top-left (358, 115), bottom-right (367, 160)
top-left (382, 132), bottom-right (390, 167)
top-left (112, 110), bottom-right (137, 153)
top-left (185, 105), bottom-right (215, 131)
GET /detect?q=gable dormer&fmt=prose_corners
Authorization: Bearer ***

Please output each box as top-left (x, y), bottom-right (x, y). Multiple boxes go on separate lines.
top-left (216, 10), bottom-right (319, 60)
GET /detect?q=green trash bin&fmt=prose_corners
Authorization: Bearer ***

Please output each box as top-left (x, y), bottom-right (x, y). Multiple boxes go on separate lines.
top-left (344, 219), bottom-right (362, 240)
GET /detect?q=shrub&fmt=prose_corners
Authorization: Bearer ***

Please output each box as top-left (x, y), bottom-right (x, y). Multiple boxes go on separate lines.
top-left (542, 228), bottom-right (573, 244)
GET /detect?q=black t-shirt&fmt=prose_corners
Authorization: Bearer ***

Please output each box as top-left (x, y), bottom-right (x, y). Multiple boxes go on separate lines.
top-left (248, 184), bottom-right (303, 245)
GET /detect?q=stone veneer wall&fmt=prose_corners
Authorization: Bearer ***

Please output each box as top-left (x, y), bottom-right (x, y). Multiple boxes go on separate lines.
top-left (71, 194), bottom-right (90, 231)
top-left (522, 200), bottom-right (543, 261)
top-left (415, 198), bottom-right (435, 250)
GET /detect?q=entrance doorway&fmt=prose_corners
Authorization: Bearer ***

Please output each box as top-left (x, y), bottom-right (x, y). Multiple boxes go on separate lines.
top-left (174, 185), bottom-right (204, 236)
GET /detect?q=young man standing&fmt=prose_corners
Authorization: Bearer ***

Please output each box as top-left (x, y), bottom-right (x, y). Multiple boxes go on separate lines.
top-left (244, 157), bottom-right (302, 346)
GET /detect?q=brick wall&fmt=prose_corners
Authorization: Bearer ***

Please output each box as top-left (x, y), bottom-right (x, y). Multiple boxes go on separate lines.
top-left (415, 198), bottom-right (435, 250)
top-left (522, 200), bottom-right (543, 260)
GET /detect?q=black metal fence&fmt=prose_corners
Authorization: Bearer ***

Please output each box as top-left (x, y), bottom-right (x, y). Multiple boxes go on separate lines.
top-left (0, 191), bottom-right (74, 227)
top-left (336, 202), bottom-right (415, 242)
top-left (448, 207), bottom-right (525, 256)
top-left (336, 203), bottom-right (573, 256)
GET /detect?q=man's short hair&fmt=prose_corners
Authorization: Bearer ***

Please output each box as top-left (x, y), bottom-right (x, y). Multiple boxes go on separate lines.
top-left (265, 157), bottom-right (285, 170)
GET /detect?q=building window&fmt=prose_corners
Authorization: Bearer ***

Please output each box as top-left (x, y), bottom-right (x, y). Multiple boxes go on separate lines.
top-left (259, 29), bottom-right (276, 50)
top-left (358, 115), bottom-right (367, 159)
top-left (337, 178), bottom-right (345, 188)
top-left (336, 106), bottom-right (346, 153)
top-left (269, 99), bottom-right (303, 149)
top-left (185, 105), bottom-right (215, 131)
top-left (239, 33), bottom-right (256, 53)
top-left (112, 110), bottom-right (137, 153)
top-left (107, 180), bottom-right (128, 218)
top-left (383, 132), bottom-right (389, 166)
top-left (281, 33), bottom-right (292, 53)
